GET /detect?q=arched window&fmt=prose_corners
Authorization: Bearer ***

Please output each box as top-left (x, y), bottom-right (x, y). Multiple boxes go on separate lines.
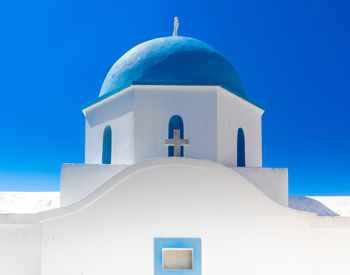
top-left (237, 128), bottom-right (245, 167)
top-left (168, 115), bottom-right (184, 157)
top-left (102, 125), bottom-right (112, 164)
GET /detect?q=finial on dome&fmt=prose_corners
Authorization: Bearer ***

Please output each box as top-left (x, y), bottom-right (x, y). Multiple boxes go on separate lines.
top-left (173, 17), bottom-right (179, 36)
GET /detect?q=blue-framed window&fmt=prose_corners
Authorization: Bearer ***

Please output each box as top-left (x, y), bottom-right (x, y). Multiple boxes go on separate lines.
top-left (237, 128), bottom-right (245, 167)
top-left (102, 125), bottom-right (112, 164)
top-left (154, 238), bottom-right (201, 275)
top-left (168, 115), bottom-right (184, 157)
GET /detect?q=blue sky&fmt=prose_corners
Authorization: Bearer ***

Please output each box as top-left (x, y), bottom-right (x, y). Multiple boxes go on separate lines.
top-left (0, 0), bottom-right (349, 195)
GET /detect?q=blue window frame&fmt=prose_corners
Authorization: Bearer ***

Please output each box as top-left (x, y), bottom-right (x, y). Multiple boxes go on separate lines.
top-left (154, 238), bottom-right (201, 275)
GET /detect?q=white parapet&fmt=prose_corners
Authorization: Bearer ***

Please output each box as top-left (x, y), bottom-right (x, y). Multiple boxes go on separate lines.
top-left (60, 163), bottom-right (128, 206)
top-left (233, 167), bottom-right (288, 206)
top-left (60, 162), bottom-right (288, 208)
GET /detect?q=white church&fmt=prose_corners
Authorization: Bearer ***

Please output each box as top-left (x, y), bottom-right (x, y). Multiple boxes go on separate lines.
top-left (1, 21), bottom-right (350, 275)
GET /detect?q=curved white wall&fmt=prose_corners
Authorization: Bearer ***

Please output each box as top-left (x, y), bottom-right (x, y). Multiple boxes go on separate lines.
top-left (41, 159), bottom-right (310, 275)
top-left (1, 159), bottom-right (350, 274)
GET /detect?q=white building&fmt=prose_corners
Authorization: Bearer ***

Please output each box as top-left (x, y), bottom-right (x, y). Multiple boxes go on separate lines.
top-left (1, 34), bottom-right (350, 275)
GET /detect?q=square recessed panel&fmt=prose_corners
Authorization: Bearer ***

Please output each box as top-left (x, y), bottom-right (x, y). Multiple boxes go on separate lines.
top-left (162, 249), bottom-right (193, 270)
top-left (154, 238), bottom-right (201, 275)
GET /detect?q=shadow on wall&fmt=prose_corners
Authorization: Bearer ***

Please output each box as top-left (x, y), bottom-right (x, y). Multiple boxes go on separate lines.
top-left (289, 197), bottom-right (339, 216)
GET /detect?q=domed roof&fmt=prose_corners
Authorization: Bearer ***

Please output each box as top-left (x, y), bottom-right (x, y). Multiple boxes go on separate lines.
top-left (99, 36), bottom-right (246, 98)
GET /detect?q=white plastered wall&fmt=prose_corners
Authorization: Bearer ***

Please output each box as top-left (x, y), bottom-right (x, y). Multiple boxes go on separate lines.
top-left (309, 218), bottom-right (350, 275)
top-left (217, 87), bottom-right (263, 167)
top-left (0, 224), bottom-right (41, 275)
top-left (40, 159), bottom-right (312, 275)
top-left (84, 85), bottom-right (263, 167)
top-left (2, 159), bottom-right (350, 274)
top-left (84, 88), bottom-right (134, 164)
top-left (233, 167), bottom-right (288, 206)
top-left (60, 164), bottom-right (128, 206)
top-left (133, 85), bottom-right (218, 162)
top-left (60, 163), bottom-right (288, 208)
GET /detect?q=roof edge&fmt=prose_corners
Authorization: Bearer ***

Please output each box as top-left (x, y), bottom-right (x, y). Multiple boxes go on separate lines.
top-left (82, 81), bottom-right (264, 111)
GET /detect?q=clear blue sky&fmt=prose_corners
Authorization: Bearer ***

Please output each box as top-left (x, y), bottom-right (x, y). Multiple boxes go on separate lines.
top-left (1, 0), bottom-right (349, 195)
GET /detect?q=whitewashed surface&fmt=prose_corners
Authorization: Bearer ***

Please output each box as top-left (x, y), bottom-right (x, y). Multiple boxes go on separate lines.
top-left (0, 192), bottom-right (59, 213)
top-left (289, 196), bottom-right (350, 216)
top-left (1, 192), bottom-right (350, 216)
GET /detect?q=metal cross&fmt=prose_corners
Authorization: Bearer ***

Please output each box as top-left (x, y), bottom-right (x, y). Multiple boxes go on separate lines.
top-left (165, 129), bottom-right (189, 157)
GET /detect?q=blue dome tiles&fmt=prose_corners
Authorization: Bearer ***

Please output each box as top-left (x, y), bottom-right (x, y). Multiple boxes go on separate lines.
top-left (99, 36), bottom-right (246, 98)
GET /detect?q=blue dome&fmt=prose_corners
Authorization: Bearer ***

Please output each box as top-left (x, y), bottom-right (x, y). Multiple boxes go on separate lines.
top-left (99, 36), bottom-right (246, 97)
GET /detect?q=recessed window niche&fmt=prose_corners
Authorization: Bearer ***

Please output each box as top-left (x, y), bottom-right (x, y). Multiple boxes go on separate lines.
top-left (154, 238), bottom-right (201, 275)
top-left (162, 248), bottom-right (193, 270)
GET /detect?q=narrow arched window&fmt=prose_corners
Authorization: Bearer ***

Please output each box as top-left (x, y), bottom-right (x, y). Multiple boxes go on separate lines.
top-left (168, 115), bottom-right (184, 157)
top-left (102, 125), bottom-right (112, 164)
top-left (237, 128), bottom-right (245, 167)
